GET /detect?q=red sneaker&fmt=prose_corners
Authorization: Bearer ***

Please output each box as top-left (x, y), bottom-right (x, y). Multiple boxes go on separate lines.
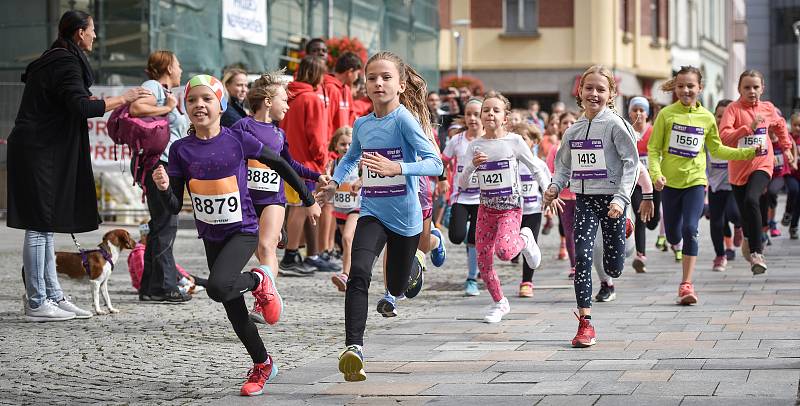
top-left (677, 282), bottom-right (698, 305)
top-left (557, 239), bottom-right (567, 260)
top-left (571, 312), bottom-right (596, 348)
top-left (240, 355), bottom-right (278, 396)
top-left (625, 218), bottom-right (634, 239)
top-left (251, 266), bottom-right (283, 325)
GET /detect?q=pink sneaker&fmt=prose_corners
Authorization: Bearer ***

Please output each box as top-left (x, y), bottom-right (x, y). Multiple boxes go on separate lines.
top-left (677, 282), bottom-right (698, 305)
top-left (331, 273), bottom-right (348, 292)
top-left (240, 355), bottom-right (278, 396)
top-left (251, 266), bottom-right (283, 325)
top-left (571, 312), bottom-right (596, 348)
top-left (712, 256), bottom-right (727, 272)
top-left (733, 227), bottom-right (744, 247)
top-left (770, 228), bottom-right (782, 238)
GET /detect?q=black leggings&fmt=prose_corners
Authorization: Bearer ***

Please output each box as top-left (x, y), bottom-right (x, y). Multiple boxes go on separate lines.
top-left (732, 170), bottom-right (771, 254)
top-left (203, 233), bottom-right (266, 364)
top-left (521, 213), bottom-right (542, 283)
top-left (448, 203), bottom-right (478, 245)
top-left (708, 189), bottom-right (741, 257)
top-left (141, 165), bottom-right (179, 296)
top-left (346, 216), bottom-right (421, 346)
top-left (630, 186), bottom-right (663, 256)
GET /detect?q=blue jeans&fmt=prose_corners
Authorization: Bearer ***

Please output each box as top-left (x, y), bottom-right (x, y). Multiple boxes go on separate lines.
top-left (23, 230), bottom-right (63, 309)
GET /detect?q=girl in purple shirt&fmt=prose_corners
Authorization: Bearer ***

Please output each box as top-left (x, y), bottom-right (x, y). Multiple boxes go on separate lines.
top-left (231, 71), bottom-right (328, 323)
top-left (152, 75), bottom-right (321, 397)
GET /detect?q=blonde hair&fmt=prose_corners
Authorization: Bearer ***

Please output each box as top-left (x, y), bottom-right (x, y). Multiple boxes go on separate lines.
top-left (366, 51), bottom-right (432, 135)
top-left (576, 65), bottom-right (617, 111)
top-left (660, 66), bottom-right (703, 93)
top-left (221, 68), bottom-right (247, 89)
top-left (247, 69), bottom-right (286, 113)
top-left (511, 122), bottom-right (542, 144)
top-left (482, 90), bottom-right (511, 113)
top-left (329, 126), bottom-right (353, 152)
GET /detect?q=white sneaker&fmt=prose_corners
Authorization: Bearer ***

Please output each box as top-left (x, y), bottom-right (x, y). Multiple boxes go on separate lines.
top-left (25, 299), bottom-right (76, 322)
top-left (56, 297), bottom-right (93, 319)
top-left (483, 297), bottom-right (510, 323)
top-left (519, 227), bottom-right (541, 269)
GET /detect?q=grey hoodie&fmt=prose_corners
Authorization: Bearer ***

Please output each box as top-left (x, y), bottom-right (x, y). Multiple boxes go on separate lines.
top-left (550, 107), bottom-right (639, 208)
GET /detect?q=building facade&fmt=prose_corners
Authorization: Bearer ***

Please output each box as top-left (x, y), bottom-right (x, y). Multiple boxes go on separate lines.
top-left (746, 0), bottom-right (800, 115)
top-left (438, 0), bottom-right (672, 111)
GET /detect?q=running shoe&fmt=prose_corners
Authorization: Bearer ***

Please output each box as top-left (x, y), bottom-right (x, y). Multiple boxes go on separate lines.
top-left (632, 254), bottom-right (647, 273)
top-left (542, 217), bottom-right (553, 235)
top-left (240, 355), bottom-right (278, 396)
top-left (483, 297), bottom-right (510, 323)
top-left (671, 246), bottom-right (683, 262)
top-left (712, 256), bottom-right (727, 272)
top-left (782, 212), bottom-right (792, 227)
top-left (733, 227), bottom-right (744, 247)
top-left (571, 313), bottom-right (596, 348)
top-left (677, 282), bottom-right (698, 305)
top-left (338, 345), bottom-right (366, 382)
top-left (770, 227), bottom-right (781, 238)
top-left (251, 266), bottom-right (283, 325)
top-left (249, 303), bottom-right (266, 325)
top-left (625, 217), bottom-right (634, 239)
top-left (595, 282), bottom-right (616, 302)
top-left (279, 252), bottom-right (315, 277)
top-left (320, 250), bottom-right (342, 267)
top-left (464, 279), bottom-right (480, 296)
top-left (520, 227), bottom-right (541, 269)
top-left (277, 228), bottom-right (288, 250)
top-left (791, 227), bottom-right (798, 240)
top-left (518, 282), bottom-right (534, 298)
top-left (305, 256), bottom-right (341, 273)
top-left (557, 239), bottom-right (568, 260)
top-left (376, 292), bottom-right (397, 317)
top-left (750, 253), bottom-right (767, 275)
top-left (568, 267), bottom-right (575, 279)
top-left (430, 227), bottom-right (447, 267)
top-left (331, 272), bottom-right (348, 292)
top-left (725, 248), bottom-right (736, 261)
top-left (404, 250), bottom-right (426, 299)
top-left (655, 235), bottom-right (667, 251)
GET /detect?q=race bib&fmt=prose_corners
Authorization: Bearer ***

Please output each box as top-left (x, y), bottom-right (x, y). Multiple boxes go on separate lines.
top-left (709, 155), bottom-right (728, 170)
top-left (738, 128), bottom-right (768, 156)
top-left (570, 139), bottom-right (607, 179)
top-left (362, 148), bottom-right (407, 197)
top-left (246, 160), bottom-right (280, 192)
top-left (334, 183), bottom-right (360, 210)
top-left (188, 176), bottom-right (242, 225)
top-left (668, 123), bottom-right (703, 158)
top-left (457, 165), bottom-right (479, 194)
top-left (639, 154), bottom-right (649, 168)
top-left (775, 149), bottom-right (785, 171)
top-left (477, 160), bottom-right (515, 197)
top-left (520, 174), bottom-right (539, 204)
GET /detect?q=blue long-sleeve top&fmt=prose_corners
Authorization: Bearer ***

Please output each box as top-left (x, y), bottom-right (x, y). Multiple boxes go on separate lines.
top-left (332, 105), bottom-right (443, 236)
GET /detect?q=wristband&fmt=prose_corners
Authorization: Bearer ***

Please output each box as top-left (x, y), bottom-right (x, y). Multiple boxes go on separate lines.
top-left (642, 193), bottom-right (654, 201)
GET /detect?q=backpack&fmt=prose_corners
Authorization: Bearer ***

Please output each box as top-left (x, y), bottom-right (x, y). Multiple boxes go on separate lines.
top-left (106, 100), bottom-right (170, 198)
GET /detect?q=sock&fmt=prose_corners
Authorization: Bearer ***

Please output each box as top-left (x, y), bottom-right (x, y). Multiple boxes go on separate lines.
top-left (251, 270), bottom-right (264, 290)
top-left (583, 315), bottom-right (591, 320)
top-left (467, 246), bottom-right (479, 280)
top-left (309, 254), bottom-right (319, 260)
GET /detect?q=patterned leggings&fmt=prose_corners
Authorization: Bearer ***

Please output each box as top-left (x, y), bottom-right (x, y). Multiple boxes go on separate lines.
top-left (476, 206), bottom-right (524, 302)
top-left (574, 194), bottom-right (626, 309)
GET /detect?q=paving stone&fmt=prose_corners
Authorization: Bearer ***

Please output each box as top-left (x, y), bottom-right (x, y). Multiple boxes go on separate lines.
top-left (420, 383), bottom-right (535, 396)
top-left (435, 341), bottom-right (524, 351)
top-left (525, 381), bottom-right (587, 395)
top-left (394, 361), bottom-right (495, 373)
top-left (580, 360), bottom-right (656, 371)
top-left (489, 361), bottom-right (587, 373)
top-left (491, 371), bottom-right (574, 383)
top-left (702, 358), bottom-right (800, 370)
top-left (679, 397), bottom-right (796, 406)
top-left (669, 369), bottom-right (749, 382)
top-left (618, 370), bottom-right (674, 382)
top-left (714, 381), bottom-right (799, 398)
top-left (593, 395), bottom-right (683, 406)
top-left (422, 396), bottom-right (542, 406)
top-left (577, 381), bottom-right (639, 395)
top-left (323, 382), bottom-right (432, 396)
top-left (633, 381), bottom-right (718, 396)
top-left (567, 370), bottom-right (623, 382)
top-left (747, 369), bottom-right (800, 383)
top-left (532, 395), bottom-right (600, 406)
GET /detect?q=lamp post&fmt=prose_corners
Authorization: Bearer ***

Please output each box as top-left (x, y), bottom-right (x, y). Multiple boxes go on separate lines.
top-left (452, 19), bottom-right (471, 79)
top-left (793, 21), bottom-right (800, 99)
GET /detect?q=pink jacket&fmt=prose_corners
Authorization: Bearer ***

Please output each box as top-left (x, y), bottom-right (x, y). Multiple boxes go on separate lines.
top-left (127, 243), bottom-right (189, 291)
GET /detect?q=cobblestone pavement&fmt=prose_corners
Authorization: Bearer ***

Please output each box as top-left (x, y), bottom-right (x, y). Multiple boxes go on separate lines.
top-left (2, 207), bottom-right (800, 405)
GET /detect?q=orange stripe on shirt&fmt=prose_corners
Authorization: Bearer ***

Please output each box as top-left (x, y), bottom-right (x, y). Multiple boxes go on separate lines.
top-left (188, 176), bottom-right (239, 195)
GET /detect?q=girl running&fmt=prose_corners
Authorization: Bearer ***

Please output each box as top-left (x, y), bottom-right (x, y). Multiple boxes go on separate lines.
top-left (628, 96), bottom-right (661, 273)
top-left (441, 98), bottom-right (484, 296)
top-left (707, 99), bottom-right (744, 272)
top-left (230, 71), bottom-right (329, 323)
top-left (316, 51), bottom-right (443, 382)
top-left (329, 127), bottom-right (360, 291)
top-left (649, 66), bottom-right (758, 306)
top-left (152, 74), bottom-right (321, 396)
top-left (544, 65), bottom-right (639, 348)
top-left (760, 127), bottom-right (796, 242)
top-left (458, 91), bottom-right (546, 324)
top-left (511, 122), bottom-right (551, 298)
top-left (787, 113), bottom-right (800, 239)
top-left (546, 111), bottom-right (578, 278)
top-left (719, 70), bottom-right (793, 274)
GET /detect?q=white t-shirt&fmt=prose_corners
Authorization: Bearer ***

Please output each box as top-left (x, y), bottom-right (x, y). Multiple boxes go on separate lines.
top-left (443, 132), bottom-right (480, 205)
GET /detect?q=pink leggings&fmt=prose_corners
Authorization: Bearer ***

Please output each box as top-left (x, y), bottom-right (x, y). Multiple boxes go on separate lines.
top-left (475, 206), bottom-right (525, 302)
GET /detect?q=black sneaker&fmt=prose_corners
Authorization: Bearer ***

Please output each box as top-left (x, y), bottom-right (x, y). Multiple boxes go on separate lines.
top-left (404, 251), bottom-right (425, 299)
top-left (305, 256), bottom-right (341, 272)
top-left (782, 212), bottom-right (792, 227)
top-left (595, 282), bottom-right (616, 302)
top-left (791, 227), bottom-right (799, 240)
top-left (147, 290), bottom-right (192, 303)
top-left (279, 251), bottom-right (315, 277)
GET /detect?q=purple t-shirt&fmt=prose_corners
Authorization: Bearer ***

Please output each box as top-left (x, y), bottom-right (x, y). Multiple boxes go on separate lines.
top-left (231, 117), bottom-right (320, 206)
top-left (167, 127), bottom-right (263, 242)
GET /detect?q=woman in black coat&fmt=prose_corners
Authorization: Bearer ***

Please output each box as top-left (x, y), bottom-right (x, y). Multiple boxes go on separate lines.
top-left (8, 10), bottom-right (149, 321)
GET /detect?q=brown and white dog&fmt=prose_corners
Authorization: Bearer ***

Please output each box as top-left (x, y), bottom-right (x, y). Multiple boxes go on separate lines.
top-left (55, 229), bottom-right (136, 315)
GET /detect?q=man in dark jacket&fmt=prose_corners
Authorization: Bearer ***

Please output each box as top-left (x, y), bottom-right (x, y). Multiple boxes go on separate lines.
top-left (8, 10), bottom-right (148, 321)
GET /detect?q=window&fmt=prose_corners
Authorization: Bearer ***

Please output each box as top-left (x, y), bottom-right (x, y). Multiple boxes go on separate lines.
top-left (504, 0), bottom-right (538, 35)
top-left (650, 0), bottom-right (659, 40)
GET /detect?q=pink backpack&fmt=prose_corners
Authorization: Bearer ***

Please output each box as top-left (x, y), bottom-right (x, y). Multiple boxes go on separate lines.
top-left (106, 103), bottom-right (169, 196)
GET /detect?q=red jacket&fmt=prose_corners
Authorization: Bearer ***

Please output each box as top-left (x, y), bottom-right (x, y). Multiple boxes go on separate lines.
top-left (719, 98), bottom-right (792, 186)
top-left (281, 81), bottom-right (329, 174)
top-left (352, 96), bottom-right (373, 120)
top-left (323, 74), bottom-right (355, 136)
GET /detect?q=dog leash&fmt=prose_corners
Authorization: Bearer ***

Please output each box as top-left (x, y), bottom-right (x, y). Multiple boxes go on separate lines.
top-left (70, 233), bottom-right (83, 251)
